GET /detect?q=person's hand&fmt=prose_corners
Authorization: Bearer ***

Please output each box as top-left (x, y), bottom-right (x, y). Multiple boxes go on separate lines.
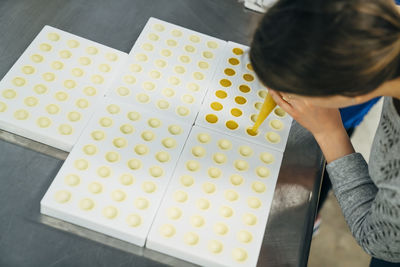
top-left (268, 89), bottom-right (344, 138)
top-left (268, 89), bottom-right (355, 163)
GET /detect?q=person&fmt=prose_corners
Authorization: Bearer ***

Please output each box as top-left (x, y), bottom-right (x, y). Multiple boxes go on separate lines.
top-left (249, 0), bottom-right (400, 266)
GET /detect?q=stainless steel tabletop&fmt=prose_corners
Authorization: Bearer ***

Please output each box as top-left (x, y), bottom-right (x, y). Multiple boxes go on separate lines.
top-left (0, 0), bottom-right (325, 266)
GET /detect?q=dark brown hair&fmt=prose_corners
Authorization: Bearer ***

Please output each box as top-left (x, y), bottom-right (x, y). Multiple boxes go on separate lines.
top-left (250, 0), bottom-right (400, 96)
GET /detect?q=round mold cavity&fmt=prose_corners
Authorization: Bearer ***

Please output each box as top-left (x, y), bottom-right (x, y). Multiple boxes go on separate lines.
top-left (99, 117), bottom-right (113, 127)
top-left (265, 132), bottom-right (281, 144)
top-left (91, 130), bottom-right (106, 141)
top-left (99, 64), bottom-right (111, 73)
top-left (198, 61), bottom-right (209, 69)
top-left (102, 206), bottom-right (118, 219)
top-left (217, 139), bottom-right (232, 150)
top-left (155, 151), bottom-right (170, 163)
top-left (141, 130), bottom-right (155, 141)
top-left (97, 166), bottom-right (112, 178)
top-left (157, 100), bottom-right (170, 109)
top-left (67, 111), bottom-right (81, 122)
top-left (127, 111), bottom-right (141, 121)
top-left (166, 39), bottom-right (177, 47)
top-left (71, 68), bottom-right (84, 77)
top-left (207, 167), bottom-right (222, 179)
top-left (162, 88), bottom-right (175, 97)
top-left (106, 104), bottom-right (120, 114)
top-left (202, 51), bottom-right (214, 59)
top-left (83, 86), bottom-right (97, 96)
top-left (113, 137), bottom-right (127, 148)
top-left (213, 152), bottom-right (227, 164)
top-left (134, 144), bottom-right (149, 155)
top-left (239, 145), bottom-right (253, 157)
top-left (232, 248), bottom-right (248, 262)
top-left (134, 197), bottom-right (150, 210)
top-left (167, 207), bottom-right (182, 220)
top-left (171, 29), bottom-right (182, 37)
top-left (191, 146), bottom-right (206, 157)
top-left (219, 206), bottom-right (233, 218)
top-left (247, 197), bottom-right (262, 209)
top-left (231, 108), bottom-right (242, 117)
top-left (239, 85), bottom-right (251, 93)
top-left (226, 120), bottom-right (238, 130)
top-left (210, 102), bottom-right (223, 111)
top-left (207, 41), bottom-right (218, 49)
top-left (127, 158), bottom-right (142, 170)
top-left (230, 174), bottom-right (244, 186)
top-left (202, 182), bottom-right (216, 194)
top-left (234, 160), bottom-right (249, 171)
top-left (232, 47), bottom-right (244, 55)
top-left (190, 215), bottom-right (205, 228)
top-left (58, 124), bottom-right (73, 135)
top-left (196, 198), bottom-right (210, 210)
top-left (252, 181), bottom-right (266, 193)
top-left (274, 107), bottom-right (286, 117)
top-left (2, 89), bottom-right (17, 99)
top-left (42, 72), bottom-right (56, 82)
top-left (228, 58), bottom-right (240, 65)
top-left (168, 125), bottom-right (182, 135)
top-left (86, 46), bottom-right (98, 55)
top-left (79, 57), bottom-right (91, 65)
top-left (82, 144), bottom-right (97, 155)
top-left (269, 119), bottom-right (284, 130)
top-left (39, 43), bottom-right (52, 52)
top-left (215, 90), bottom-right (227, 99)
top-left (235, 96), bottom-right (247, 105)
top-left (37, 117), bottom-right (51, 128)
top-left (111, 190), bottom-right (126, 202)
top-left (142, 181), bottom-right (157, 193)
top-left (126, 214), bottom-right (142, 227)
top-left (64, 174), bottom-right (80, 186)
top-left (184, 45), bottom-right (196, 53)
top-left (243, 213), bottom-right (258, 225)
top-left (162, 137), bottom-right (177, 149)
top-left (219, 79), bottom-right (232, 87)
top-left (243, 73), bottom-right (254, 82)
top-left (256, 166), bottom-right (270, 178)
top-left (197, 133), bottom-right (211, 143)
top-left (160, 224), bottom-right (176, 238)
top-left (106, 52), bottom-right (118, 61)
top-left (174, 190), bottom-right (188, 203)
top-left (176, 106), bottom-right (190, 116)
top-left (22, 65), bottom-right (35, 74)
top-left (213, 222), bottom-right (228, 235)
top-left (186, 160), bottom-right (200, 172)
top-left (76, 98), bottom-right (89, 109)
top-left (224, 189), bottom-right (239, 202)
top-left (51, 61), bottom-right (63, 70)
top-left (224, 68), bottom-right (236, 76)
top-left (119, 174), bottom-right (134, 186)
top-left (12, 77), bottom-right (26, 87)
top-left (59, 50), bottom-right (72, 59)
top-left (205, 114), bottom-right (218, 123)
top-left (193, 72), bottom-right (204, 80)
top-left (54, 190), bottom-right (71, 203)
top-left (180, 175), bottom-right (194, 187)
top-left (155, 59), bottom-right (167, 68)
top-left (55, 91), bottom-right (68, 101)
top-left (149, 166), bottom-right (164, 178)
top-left (184, 232), bottom-right (199, 246)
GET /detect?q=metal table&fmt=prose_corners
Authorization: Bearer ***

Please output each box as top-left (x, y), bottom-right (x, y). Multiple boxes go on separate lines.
top-left (0, 0), bottom-right (325, 266)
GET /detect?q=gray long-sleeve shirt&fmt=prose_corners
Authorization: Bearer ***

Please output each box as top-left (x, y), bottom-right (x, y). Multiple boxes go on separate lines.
top-left (326, 97), bottom-right (400, 262)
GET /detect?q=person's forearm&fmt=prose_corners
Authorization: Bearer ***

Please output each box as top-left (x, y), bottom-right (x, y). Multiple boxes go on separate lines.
top-left (314, 127), bottom-right (355, 163)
